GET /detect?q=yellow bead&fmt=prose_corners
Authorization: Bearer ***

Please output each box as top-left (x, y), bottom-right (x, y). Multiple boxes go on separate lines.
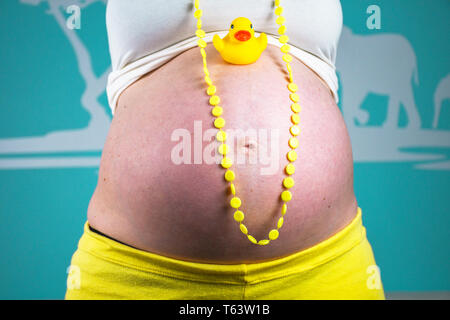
top-left (197, 19), bottom-right (202, 29)
top-left (288, 137), bottom-right (299, 149)
top-left (276, 16), bottom-right (286, 25)
top-left (275, 6), bottom-right (283, 16)
top-left (205, 75), bottom-right (212, 85)
top-left (209, 95), bottom-right (220, 106)
top-left (197, 39), bottom-right (207, 48)
top-left (278, 25), bottom-right (286, 34)
top-left (285, 163), bottom-right (295, 175)
top-left (230, 196), bottom-right (241, 208)
top-left (258, 239), bottom-right (270, 245)
top-left (277, 217), bottom-right (284, 229)
top-left (279, 35), bottom-right (289, 44)
top-left (275, 0), bottom-right (281, 6)
top-left (291, 103), bottom-right (301, 113)
top-left (283, 177), bottom-right (295, 189)
top-left (282, 203), bottom-right (287, 214)
top-left (230, 183), bottom-right (236, 195)
top-left (240, 223), bottom-right (248, 235)
top-left (281, 44), bottom-right (290, 53)
top-left (290, 125), bottom-right (300, 136)
top-left (218, 143), bottom-right (229, 155)
top-left (194, 0), bottom-right (200, 9)
top-left (291, 114), bottom-right (300, 124)
top-left (287, 150), bottom-right (297, 162)
top-left (290, 93), bottom-right (300, 103)
top-left (288, 83), bottom-right (298, 93)
top-left (234, 210), bottom-right (244, 222)
top-left (248, 235), bottom-right (257, 244)
top-left (281, 190), bottom-right (292, 202)
top-left (207, 85), bottom-right (216, 96)
top-left (211, 106), bottom-right (223, 117)
top-left (194, 9), bottom-right (202, 18)
top-left (286, 62), bottom-right (292, 73)
top-left (214, 117), bottom-right (225, 128)
top-left (216, 130), bottom-right (227, 142)
top-left (269, 229), bottom-right (279, 240)
top-left (221, 157), bottom-right (232, 168)
top-left (224, 169), bottom-right (235, 181)
top-left (196, 29), bottom-right (205, 38)
top-left (282, 54), bottom-right (292, 63)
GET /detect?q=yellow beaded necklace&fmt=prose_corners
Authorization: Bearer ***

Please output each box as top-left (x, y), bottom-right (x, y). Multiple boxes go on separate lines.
top-left (193, 0), bottom-right (300, 245)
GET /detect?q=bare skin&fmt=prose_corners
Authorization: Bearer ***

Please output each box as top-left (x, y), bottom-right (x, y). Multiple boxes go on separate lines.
top-left (87, 44), bottom-right (358, 264)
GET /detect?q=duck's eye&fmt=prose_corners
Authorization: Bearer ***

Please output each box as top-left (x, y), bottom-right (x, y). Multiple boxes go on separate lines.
top-left (230, 24), bottom-right (234, 29)
top-left (250, 24), bottom-right (253, 29)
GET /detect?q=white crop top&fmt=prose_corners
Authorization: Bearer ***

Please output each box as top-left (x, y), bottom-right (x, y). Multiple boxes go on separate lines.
top-left (106, 0), bottom-right (343, 115)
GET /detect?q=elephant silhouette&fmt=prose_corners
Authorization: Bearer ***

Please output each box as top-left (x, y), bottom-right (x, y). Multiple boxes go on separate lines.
top-left (336, 26), bottom-right (422, 129)
top-left (432, 74), bottom-right (450, 128)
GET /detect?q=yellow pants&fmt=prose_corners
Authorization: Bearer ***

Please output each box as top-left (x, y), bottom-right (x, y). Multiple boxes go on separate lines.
top-left (65, 207), bottom-right (385, 300)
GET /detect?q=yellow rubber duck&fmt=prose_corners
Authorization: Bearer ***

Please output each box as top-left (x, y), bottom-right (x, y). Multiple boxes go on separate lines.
top-left (213, 17), bottom-right (267, 65)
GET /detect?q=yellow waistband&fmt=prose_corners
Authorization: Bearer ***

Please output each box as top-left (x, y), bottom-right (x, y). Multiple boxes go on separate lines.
top-left (79, 207), bottom-right (365, 285)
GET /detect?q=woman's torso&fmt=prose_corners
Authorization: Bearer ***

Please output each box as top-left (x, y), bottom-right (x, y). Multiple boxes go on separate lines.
top-left (87, 43), bottom-right (358, 263)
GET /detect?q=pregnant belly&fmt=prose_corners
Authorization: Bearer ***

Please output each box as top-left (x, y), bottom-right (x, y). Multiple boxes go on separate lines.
top-left (87, 44), bottom-right (358, 263)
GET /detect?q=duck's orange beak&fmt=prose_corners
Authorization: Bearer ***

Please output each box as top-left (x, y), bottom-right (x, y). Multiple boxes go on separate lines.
top-left (234, 30), bottom-right (251, 41)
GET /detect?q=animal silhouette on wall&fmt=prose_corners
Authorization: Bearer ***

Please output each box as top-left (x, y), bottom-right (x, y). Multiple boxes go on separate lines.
top-left (336, 26), bottom-right (422, 130)
top-left (432, 74), bottom-right (450, 129)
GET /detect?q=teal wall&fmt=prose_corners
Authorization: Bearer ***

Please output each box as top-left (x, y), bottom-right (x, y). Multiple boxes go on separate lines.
top-left (0, 0), bottom-right (449, 299)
